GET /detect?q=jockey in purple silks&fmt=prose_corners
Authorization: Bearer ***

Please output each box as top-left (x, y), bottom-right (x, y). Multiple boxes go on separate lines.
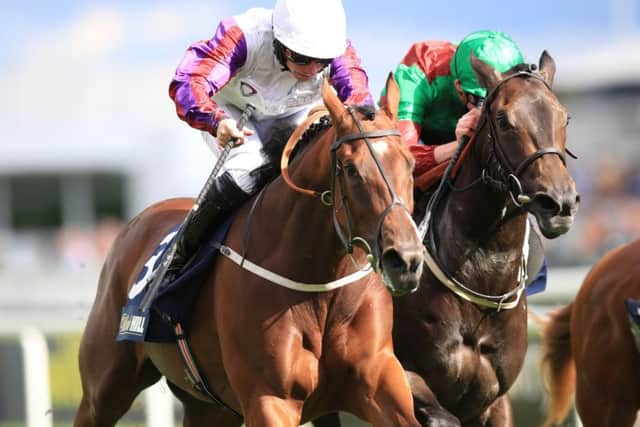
top-left (165, 0), bottom-right (373, 279)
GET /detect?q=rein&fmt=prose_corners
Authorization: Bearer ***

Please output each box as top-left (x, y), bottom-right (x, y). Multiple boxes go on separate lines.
top-left (422, 69), bottom-right (571, 311)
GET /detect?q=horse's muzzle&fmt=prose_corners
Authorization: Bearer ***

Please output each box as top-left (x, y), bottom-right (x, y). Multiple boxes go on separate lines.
top-left (380, 246), bottom-right (425, 296)
top-left (530, 190), bottom-right (580, 238)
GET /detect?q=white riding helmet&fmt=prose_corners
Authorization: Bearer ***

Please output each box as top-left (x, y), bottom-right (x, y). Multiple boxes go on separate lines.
top-left (273, 0), bottom-right (347, 59)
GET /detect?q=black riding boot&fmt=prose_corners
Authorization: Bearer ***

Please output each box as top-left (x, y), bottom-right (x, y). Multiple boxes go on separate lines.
top-left (166, 171), bottom-right (251, 279)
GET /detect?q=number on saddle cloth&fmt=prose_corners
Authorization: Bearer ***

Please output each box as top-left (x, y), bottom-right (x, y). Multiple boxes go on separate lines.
top-left (116, 216), bottom-right (235, 343)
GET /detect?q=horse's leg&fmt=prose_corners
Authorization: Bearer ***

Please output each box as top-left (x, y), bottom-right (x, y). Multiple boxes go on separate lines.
top-left (74, 339), bottom-right (160, 427)
top-left (167, 381), bottom-right (243, 427)
top-left (405, 370), bottom-right (461, 427)
top-left (482, 394), bottom-right (514, 427)
top-left (312, 413), bottom-right (342, 427)
top-left (347, 358), bottom-right (423, 427)
top-left (241, 394), bottom-right (303, 427)
top-left (461, 394), bottom-right (514, 427)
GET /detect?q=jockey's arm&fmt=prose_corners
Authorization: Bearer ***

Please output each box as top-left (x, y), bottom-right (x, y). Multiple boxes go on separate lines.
top-left (398, 120), bottom-right (439, 177)
top-left (400, 117), bottom-right (475, 177)
top-left (328, 39), bottom-right (374, 106)
top-left (168, 18), bottom-right (246, 136)
top-left (395, 93), bottom-right (481, 177)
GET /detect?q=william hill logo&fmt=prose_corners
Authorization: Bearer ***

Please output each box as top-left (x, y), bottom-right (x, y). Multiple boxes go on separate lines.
top-left (119, 313), bottom-right (146, 335)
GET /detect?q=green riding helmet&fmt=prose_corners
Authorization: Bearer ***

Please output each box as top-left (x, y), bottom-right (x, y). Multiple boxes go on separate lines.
top-left (451, 30), bottom-right (524, 98)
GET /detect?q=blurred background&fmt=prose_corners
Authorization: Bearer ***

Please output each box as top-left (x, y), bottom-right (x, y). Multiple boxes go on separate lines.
top-left (0, 0), bottom-right (638, 425)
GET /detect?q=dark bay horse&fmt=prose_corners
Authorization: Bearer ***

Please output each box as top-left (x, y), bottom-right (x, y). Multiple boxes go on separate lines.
top-left (315, 51), bottom-right (579, 427)
top-left (75, 75), bottom-right (426, 427)
top-left (539, 239), bottom-right (640, 427)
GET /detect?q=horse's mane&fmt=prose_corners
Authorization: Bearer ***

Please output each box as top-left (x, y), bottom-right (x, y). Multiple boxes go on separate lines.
top-left (353, 104), bottom-right (376, 121)
top-left (249, 103), bottom-right (376, 187)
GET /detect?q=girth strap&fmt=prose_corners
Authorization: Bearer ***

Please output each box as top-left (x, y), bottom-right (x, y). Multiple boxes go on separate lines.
top-left (171, 321), bottom-right (242, 418)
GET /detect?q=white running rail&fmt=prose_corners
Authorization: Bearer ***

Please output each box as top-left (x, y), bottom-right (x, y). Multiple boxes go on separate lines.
top-left (20, 327), bottom-right (52, 427)
top-left (17, 326), bottom-right (175, 426)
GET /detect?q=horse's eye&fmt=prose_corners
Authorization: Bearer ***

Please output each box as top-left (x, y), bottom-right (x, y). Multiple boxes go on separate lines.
top-left (566, 114), bottom-right (572, 127)
top-left (344, 163), bottom-right (359, 178)
top-left (496, 111), bottom-right (510, 130)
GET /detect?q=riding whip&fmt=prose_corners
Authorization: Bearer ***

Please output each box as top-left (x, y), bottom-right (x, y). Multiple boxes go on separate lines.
top-left (140, 103), bottom-right (256, 313)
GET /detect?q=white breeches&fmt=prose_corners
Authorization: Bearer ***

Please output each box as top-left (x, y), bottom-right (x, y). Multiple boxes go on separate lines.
top-left (201, 103), bottom-right (313, 193)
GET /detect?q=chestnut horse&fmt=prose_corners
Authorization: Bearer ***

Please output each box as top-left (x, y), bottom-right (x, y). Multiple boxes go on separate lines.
top-left (74, 75), bottom-right (426, 427)
top-left (539, 239), bottom-right (640, 427)
top-left (314, 51), bottom-right (579, 427)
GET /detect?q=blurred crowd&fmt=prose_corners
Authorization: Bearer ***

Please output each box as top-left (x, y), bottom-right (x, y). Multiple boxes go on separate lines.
top-left (54, 218), bottom-right (124, 270)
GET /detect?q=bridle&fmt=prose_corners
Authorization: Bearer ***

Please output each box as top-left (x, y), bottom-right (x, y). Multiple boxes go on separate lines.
top-left (331, 107), bottom-right (414, 271)
top-left (281, 106), bottom-right (413, 273)
top-left (452, 70), bottom-right (576, 207)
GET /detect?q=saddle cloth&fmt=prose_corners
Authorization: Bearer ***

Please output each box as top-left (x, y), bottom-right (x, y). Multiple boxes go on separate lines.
top-left (116, 216), bottom-right (234, 343)
top-left (624, 298), bottom-right (640, 353)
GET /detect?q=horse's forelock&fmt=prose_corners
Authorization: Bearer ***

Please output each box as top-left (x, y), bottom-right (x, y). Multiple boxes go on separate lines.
top-left (353, 104), bottom-right (376, 121)
top-left (508, 63), bottom-right (533, 74)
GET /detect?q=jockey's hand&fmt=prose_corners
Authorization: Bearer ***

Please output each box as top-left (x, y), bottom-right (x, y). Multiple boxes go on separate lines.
top-left (216, 118), bottom-right (254, 147)
top-left (454, 103), bottom-right (482, 141)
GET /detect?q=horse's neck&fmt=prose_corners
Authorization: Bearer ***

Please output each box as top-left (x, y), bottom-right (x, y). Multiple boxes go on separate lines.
top-left (435, 144), bottom-right (527, 288)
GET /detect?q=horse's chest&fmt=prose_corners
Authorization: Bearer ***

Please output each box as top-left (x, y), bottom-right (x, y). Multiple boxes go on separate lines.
top-left (418, 309), bottom-right (524, 391)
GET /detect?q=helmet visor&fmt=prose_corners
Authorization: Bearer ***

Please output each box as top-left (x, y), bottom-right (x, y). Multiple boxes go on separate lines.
top-left (285, 49), bottom-right (333, 66)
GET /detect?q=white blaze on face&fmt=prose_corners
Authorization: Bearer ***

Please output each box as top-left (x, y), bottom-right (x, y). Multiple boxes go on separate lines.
top-left (372, 140), bottom-right (389, 156)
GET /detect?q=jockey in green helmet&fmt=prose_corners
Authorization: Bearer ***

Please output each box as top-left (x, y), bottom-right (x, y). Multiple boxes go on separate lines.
top-left (383, 29), bottom-right (524, 184)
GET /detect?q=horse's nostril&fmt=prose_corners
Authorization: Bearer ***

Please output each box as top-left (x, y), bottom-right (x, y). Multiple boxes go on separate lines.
top-left (560, 203), bottom-right (574, 216)
top-left (575, 193), bottom-right (581, 204)
top-left (382, 249), bottom-right (425, 275)
top-left (408, 256), bottom-right (423, 274)
top-left (382, 249), bottom-right (404, 271)
top-left (535, 195), bottom-right (560, 213)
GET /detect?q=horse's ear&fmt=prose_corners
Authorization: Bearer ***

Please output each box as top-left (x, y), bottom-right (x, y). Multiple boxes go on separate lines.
top-left (322, 78), bottom-right (347, 124)
top-left (470, 52), bottom-right (502, 92)
top-left (538, 50), bottom-right (556, 88)
top-left (380, 72), bottom-right (399, 122)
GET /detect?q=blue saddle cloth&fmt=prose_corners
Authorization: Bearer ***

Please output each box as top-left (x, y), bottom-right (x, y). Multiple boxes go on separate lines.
top-left (624, 298), bottom-right (640, 352)
top-left (116, 217), bottom-right (234, 343)
top-left (525, 259), bottom-right (547, 297)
